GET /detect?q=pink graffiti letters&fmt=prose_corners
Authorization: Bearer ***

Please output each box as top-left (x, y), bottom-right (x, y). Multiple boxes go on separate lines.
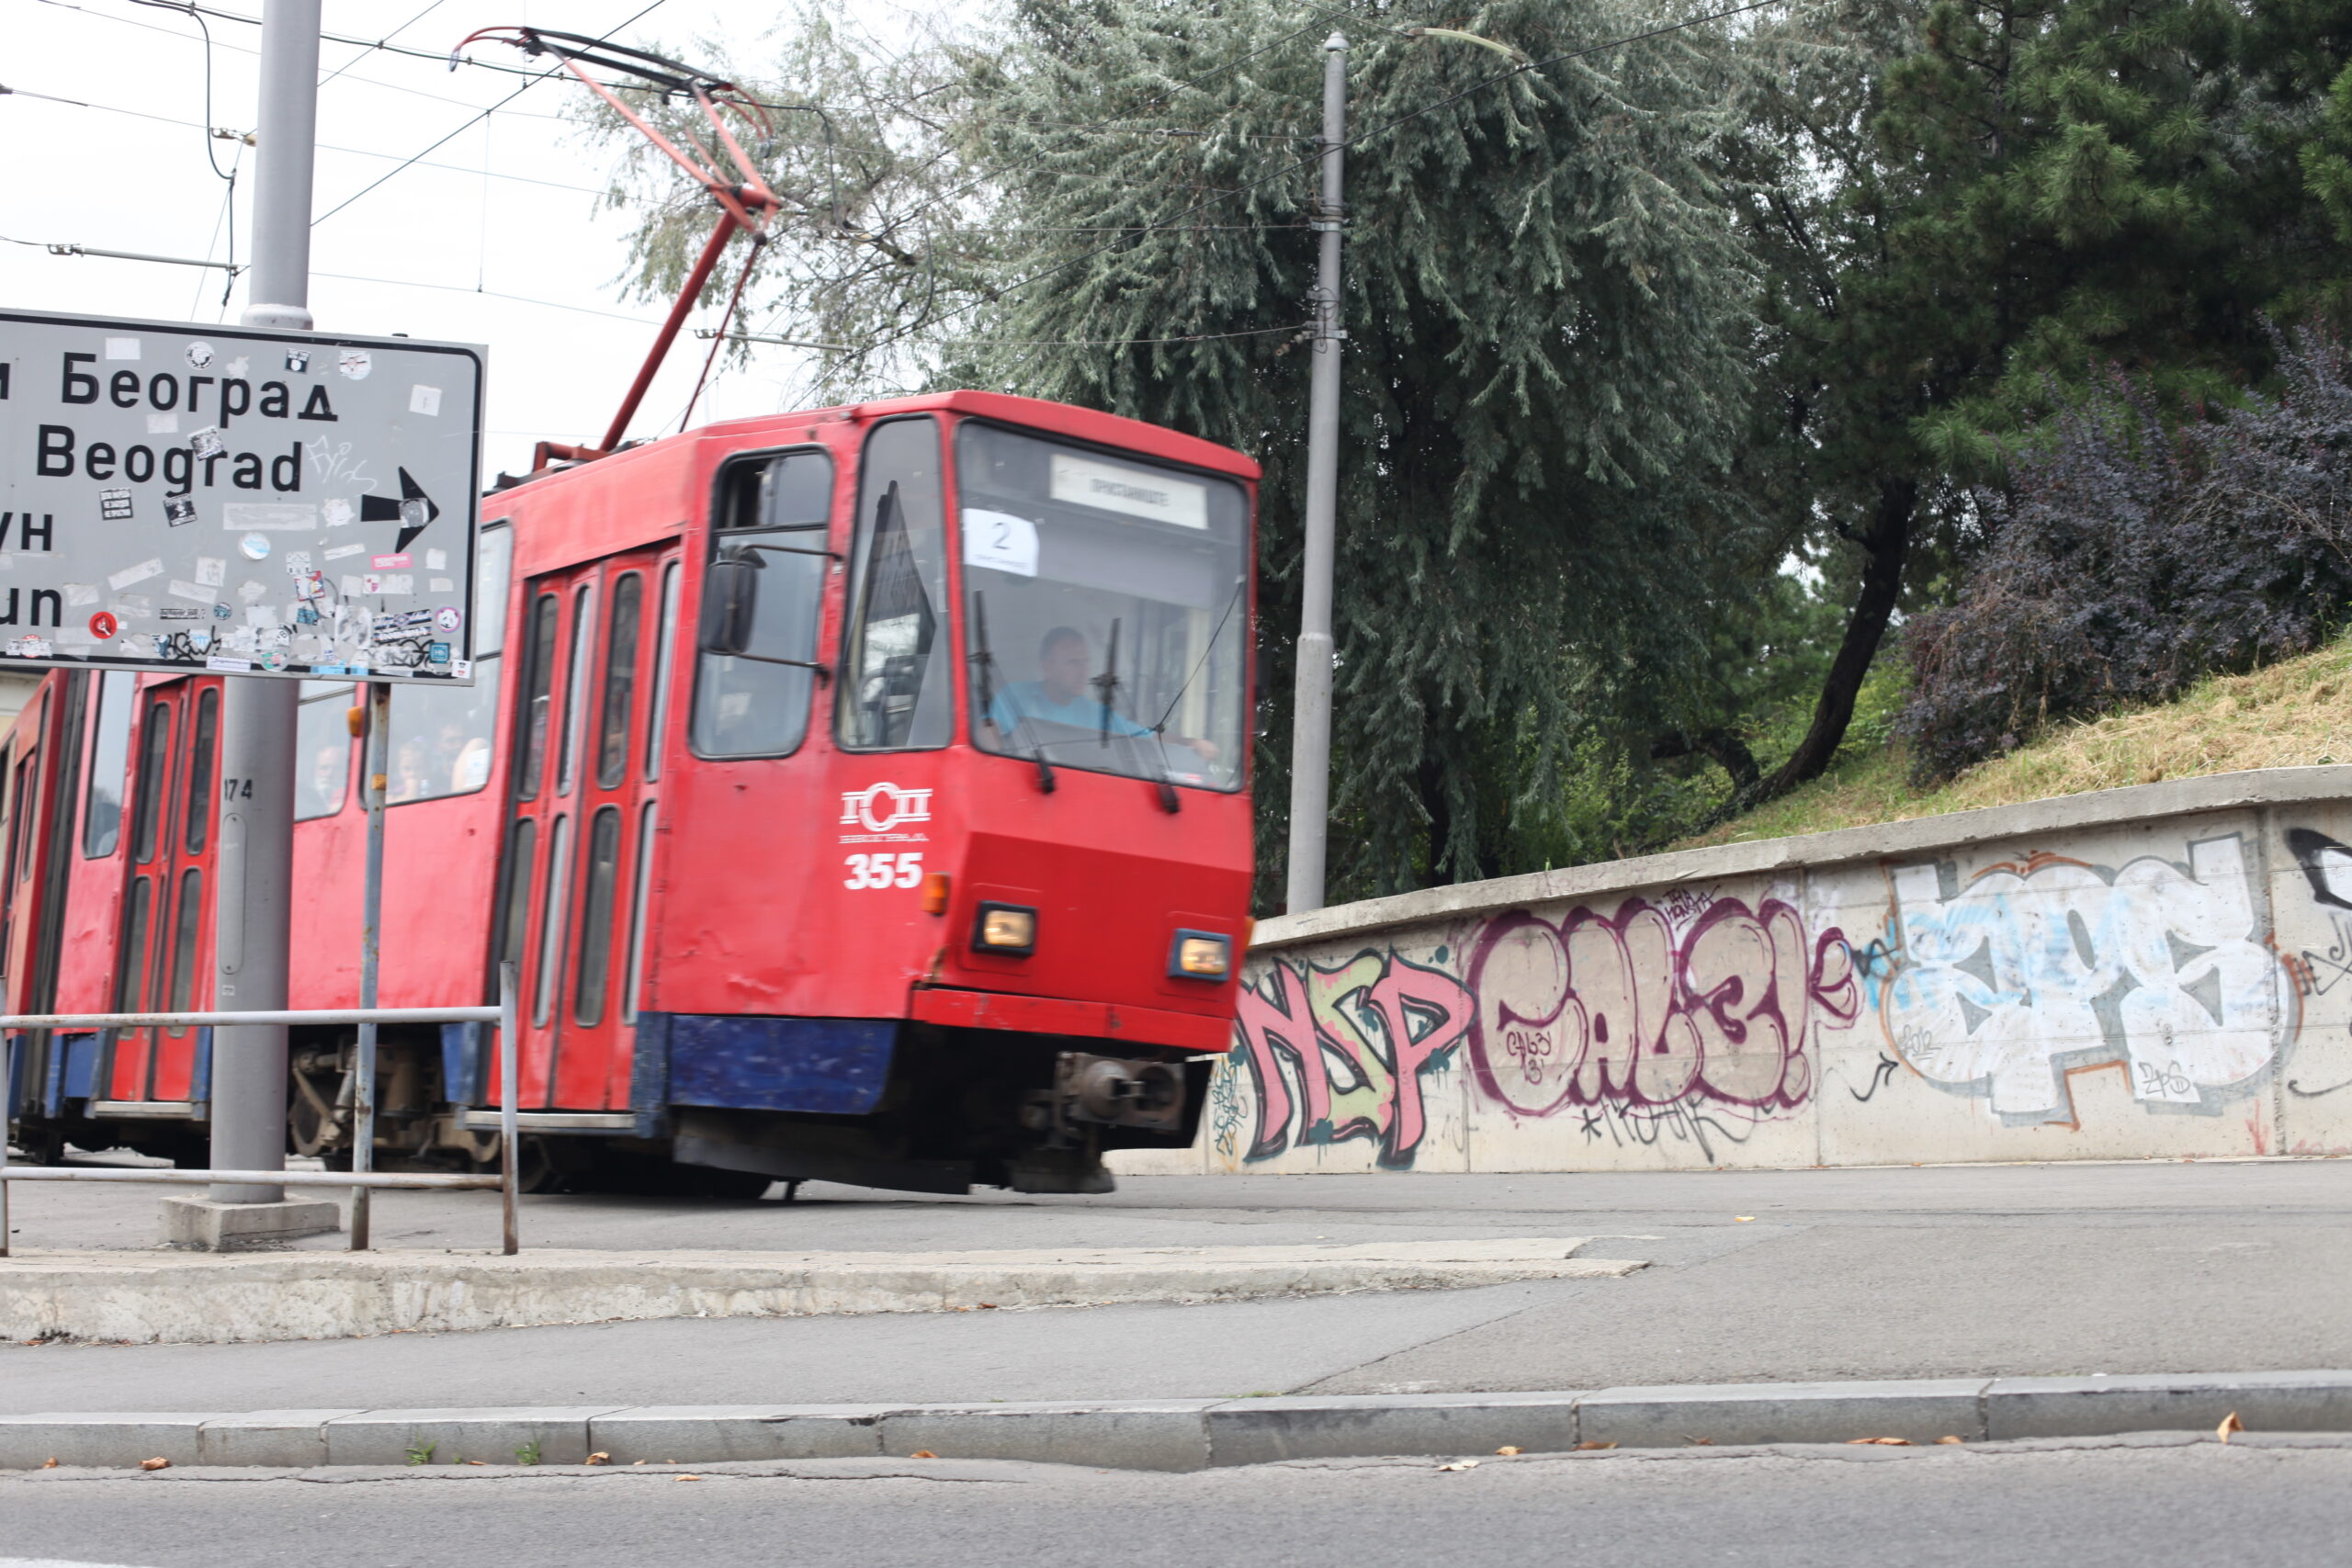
top-left (1228, 949), bottom-right (1476, 1167)
top-left (1465, 897), bottom-right (1859, 1118)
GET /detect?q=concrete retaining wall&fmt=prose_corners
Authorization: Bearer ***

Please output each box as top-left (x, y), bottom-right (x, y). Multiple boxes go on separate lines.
top-left (1118, 768), bottom-right (2352, 1174)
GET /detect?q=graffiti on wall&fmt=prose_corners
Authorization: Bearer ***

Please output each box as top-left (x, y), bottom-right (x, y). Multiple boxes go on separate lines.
top-left (1223, 948), bottom-right (1476, 1168)
top-left (1464, 897), bottom-right (1860, 1148)
top-left (1880, 835), bottom-right (2288, 1122)
top-left (2280, 828), bottom-right (2352, 1100)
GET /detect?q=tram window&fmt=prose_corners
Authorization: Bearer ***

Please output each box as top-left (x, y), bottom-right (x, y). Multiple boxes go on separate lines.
top-left (184, 688), bottom-right (217, 852)
top-left (496, 817), bottom-right (538, 974)
top-left (474, 525), bottom-right (515, 658)
top-left (623, 798), bottom-right (655, 1023)
top-left (83, 671), bottom-right (136, 858)
top-left (836, 419), bottom-right (950, 751)
top-left (596, 575), bottom-right (643, 789)
top-left (12, 749), bottom-right (37, 884)
top-left (116, 874), bottom-right (151, 1011)
top-left (956, 422), bottom-right (1250, 792)
top-left (691, 450), bottom-right (833, 760)
top-left (514, 594), bottom-right (560, 800)
top-left (556, 587), bottom-right (594, 795)
top-left (388, 525), bottom-right (509, 806)
top-left (388, 669), bottom-right (498, 804)
top-left (573, 806), bottom-right (621, 1026)
top-left (647, 563), bottom-right (679, 780)
top-left (294, 683), bottom-right (355, 822)
top-left (130, 703), bottom-right (173, 864)
top-left (533, 813), bottom-right (571, 1028)
top-left (164, 867), bottom-right (202, 1034)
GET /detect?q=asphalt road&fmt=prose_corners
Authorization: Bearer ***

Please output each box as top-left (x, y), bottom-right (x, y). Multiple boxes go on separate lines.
top-left (4, 1437), bottom-right (2347, 1568)
top-left (6, 1162), bottom-right (2348, 1410)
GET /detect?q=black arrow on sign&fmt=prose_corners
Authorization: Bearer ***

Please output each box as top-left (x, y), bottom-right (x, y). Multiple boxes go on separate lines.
top-left (359, 468), bottom-right (441, 554)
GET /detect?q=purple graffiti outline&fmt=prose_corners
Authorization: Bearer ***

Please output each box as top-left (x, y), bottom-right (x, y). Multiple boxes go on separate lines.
top-left (1464, 897), bottom-right (1860, 1120)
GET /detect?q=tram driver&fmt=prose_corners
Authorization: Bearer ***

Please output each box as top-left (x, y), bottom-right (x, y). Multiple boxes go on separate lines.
top-left (989, 626), bottom-right (1223, 768)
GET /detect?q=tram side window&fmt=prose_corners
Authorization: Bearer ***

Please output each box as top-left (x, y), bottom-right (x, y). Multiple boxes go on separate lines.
top-left (836, 418), bottom-right (951, 751)
top-left (83, 671), bottom-right (137, 857)
top-left (388, 524), bottom-right (512, 805)
top-left (691, 449), bottom-right (833, 759)
top-left (293, 682), bottom-right (355, 821)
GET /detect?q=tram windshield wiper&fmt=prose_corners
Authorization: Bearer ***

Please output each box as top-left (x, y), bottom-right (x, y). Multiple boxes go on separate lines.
top-left (969, 591), bottom-right (1054, 794)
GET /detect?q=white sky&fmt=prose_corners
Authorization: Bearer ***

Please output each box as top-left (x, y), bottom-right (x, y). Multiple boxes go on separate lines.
top-left (4, 0), bottom-right (918, 479)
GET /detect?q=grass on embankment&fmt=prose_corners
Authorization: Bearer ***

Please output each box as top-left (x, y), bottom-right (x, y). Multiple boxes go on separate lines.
top-left (1674, 629), bottom-right (2352, 851)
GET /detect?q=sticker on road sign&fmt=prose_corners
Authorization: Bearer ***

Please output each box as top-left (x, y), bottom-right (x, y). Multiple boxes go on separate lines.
top-left (99, 490), bottom-right (132, 521)
top-left (88, 611), bottom-right (117, 639)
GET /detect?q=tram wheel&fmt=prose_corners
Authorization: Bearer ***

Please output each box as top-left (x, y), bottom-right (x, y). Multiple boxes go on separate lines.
top-left (475, 1135), bottom-right (572, 1194)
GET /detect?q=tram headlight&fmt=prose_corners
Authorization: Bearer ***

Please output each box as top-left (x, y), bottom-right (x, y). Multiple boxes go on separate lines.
top-left (1170, 930), bottom-right (1232, 980)
top-left (974, 902), bottom-right (1037, 955)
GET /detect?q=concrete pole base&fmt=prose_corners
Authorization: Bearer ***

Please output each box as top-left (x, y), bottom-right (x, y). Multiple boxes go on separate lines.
top-left (159, 1197), bottom-right (341, 1252)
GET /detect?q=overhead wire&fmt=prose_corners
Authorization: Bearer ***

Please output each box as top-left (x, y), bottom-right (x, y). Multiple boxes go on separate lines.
top-left (27, 0), bottom-right (573, 118)
top-left (309, 0), bottom-right (673, 229)
top-left (4, 84), bottom-right (618, 198)
top-left (316, 0), bottom-right (447, 88)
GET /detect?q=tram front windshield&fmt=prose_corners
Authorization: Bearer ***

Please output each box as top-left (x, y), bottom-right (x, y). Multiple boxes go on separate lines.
top-left (957, 423), bottom-right (1248, 791)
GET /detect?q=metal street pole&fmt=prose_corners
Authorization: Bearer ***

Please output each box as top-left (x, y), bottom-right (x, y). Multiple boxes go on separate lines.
top-left (209, 0), bottom-right (321, 1206)
top-left (1284, 33), bottom-right (1347, 915)
top-left (349, 682), bottom-right (389, 1248)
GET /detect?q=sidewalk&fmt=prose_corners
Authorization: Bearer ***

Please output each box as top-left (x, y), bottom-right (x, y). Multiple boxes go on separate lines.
top-left (4, 1162), bottom-right (2347, 1416)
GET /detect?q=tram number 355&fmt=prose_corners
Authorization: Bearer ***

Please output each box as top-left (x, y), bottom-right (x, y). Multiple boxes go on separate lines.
top-left (843, 852), bottom-right (925, 890)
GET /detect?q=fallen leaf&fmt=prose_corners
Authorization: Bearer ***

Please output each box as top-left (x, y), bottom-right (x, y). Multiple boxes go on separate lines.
top-left (1494, 1446), bottom-right (1522, 1457)
top-left (465, 1460), bottom-right (486, 1467)
top-left (1686, 1437), bottom-right (1715, 1446)
top-left (1735, 1216), bottom-right (1755, 1223)
top-left (1935, 1436), bottom-right (1964, 1446)
top-left (978, 1303), bottom-right (999, 1310)
top-left (1845, 1437), bottom-right (1913, 1446)
top-left (2218, 1412), bottom-right (2244, 1444)
top-left (42, 1458), bottom-right (58, 1470)
top-left (1436, 1459), bottom-right (1480, 1472)
top-left (674, 1474), bottom-right (702, 1482)
top-left (583, 1452), bottom-right (610, 1466)
top-left (1573, 1441), bottom-right (1617, 1451)
top-left (138, 1458), bottom-right (169, 1472)
top-left (632, 1460), bottom-right (647, 1467)
top-left (910, 1450), bottom-right (938, 1460)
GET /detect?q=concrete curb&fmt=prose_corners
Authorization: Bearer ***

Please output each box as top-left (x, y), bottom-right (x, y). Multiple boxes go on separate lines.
top-left (0, 1240), bottom-right (1645, 1346)
top-left (6, 1371), bottom-right (2349, 1472)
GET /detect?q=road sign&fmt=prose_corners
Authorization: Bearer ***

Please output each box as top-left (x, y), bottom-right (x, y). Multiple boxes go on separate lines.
top-left (0, 309), bottom-right (484, 682)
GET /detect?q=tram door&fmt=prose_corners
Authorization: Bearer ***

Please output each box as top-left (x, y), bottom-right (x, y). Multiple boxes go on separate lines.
top-left (500, 546), bottom-right (681, 1109)
top-left (0, 683), bottom-right (55, 1012)
top-left (105, 678), bottom-right (221, 1102)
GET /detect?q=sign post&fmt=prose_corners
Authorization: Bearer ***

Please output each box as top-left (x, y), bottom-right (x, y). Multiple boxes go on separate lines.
top-left (0, 307), bottom-right (481, 1244)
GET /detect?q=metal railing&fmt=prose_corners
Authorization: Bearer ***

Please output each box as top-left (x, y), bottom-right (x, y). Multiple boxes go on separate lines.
top-left (0, 964), bottom-right (521, 1256)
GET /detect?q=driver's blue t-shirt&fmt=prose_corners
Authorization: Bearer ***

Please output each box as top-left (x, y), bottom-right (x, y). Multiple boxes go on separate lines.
top-left (989, 681), bottom-right (1151, 739)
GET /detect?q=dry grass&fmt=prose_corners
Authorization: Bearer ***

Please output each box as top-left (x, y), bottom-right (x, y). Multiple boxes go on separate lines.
top-left (1676, 633), bottom-right (2352, 850)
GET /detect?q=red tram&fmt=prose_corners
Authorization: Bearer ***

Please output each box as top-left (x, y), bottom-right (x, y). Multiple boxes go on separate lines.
top-left (0, 393), bottom-right (1258, 1196)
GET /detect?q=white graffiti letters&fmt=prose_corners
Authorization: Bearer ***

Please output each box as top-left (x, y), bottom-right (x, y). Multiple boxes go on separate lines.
top-left (1883, 837), bottom-right (2284, 1121)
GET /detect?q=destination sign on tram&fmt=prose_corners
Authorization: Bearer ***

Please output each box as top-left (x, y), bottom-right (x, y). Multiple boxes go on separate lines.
top-left (0, 308), bottom-right (485, 682)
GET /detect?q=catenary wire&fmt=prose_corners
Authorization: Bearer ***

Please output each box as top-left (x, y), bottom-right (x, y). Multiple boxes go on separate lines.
top-left (309, 0), bottom-right (671, 228)
top-left (2, 84), bottom-right (619, 198)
